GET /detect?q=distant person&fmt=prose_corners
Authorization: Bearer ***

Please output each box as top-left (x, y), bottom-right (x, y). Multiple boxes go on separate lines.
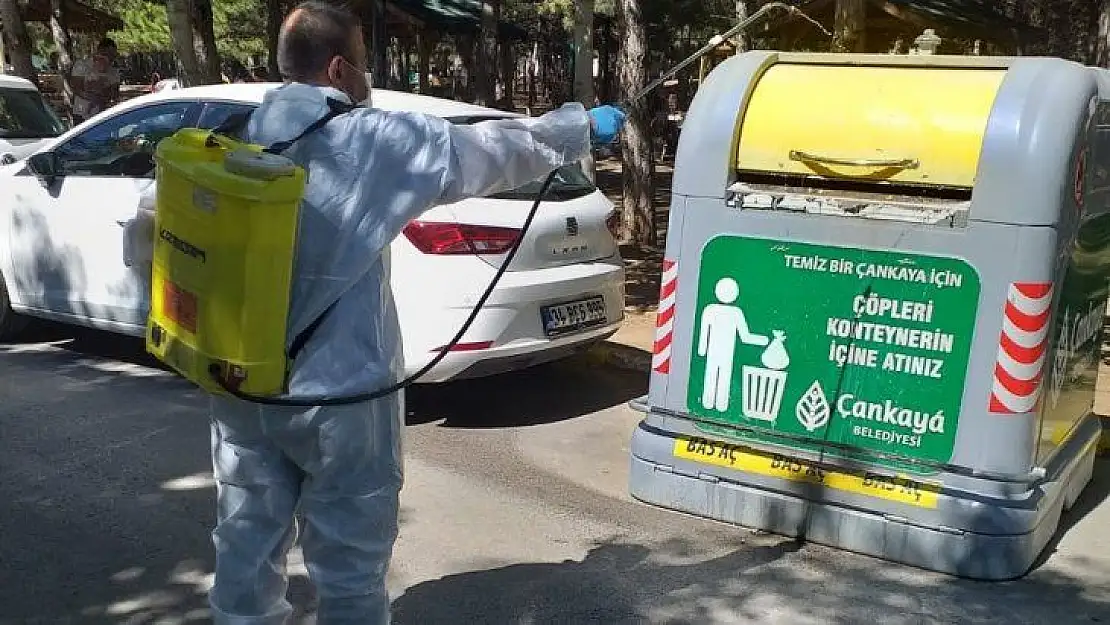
top-left (69, 38), bottom-right (120, 123)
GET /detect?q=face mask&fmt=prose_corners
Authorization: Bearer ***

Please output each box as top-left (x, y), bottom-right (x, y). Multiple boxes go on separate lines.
top-left (357, 72), bottom-right (372, 107)
top-left (340, 58), bottom-right (372, 107)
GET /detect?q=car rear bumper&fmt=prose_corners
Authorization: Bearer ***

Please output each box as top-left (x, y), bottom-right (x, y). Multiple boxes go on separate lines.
top-left (410, 323), bottom-right (620, 383)
top-left (400, 255), bottom-right (626, 383)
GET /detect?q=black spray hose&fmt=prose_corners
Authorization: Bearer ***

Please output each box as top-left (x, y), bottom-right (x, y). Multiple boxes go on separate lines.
top-left (212, 168), bottom-right (560, 406)
top-left (213, 1), bottom-right (829, 406)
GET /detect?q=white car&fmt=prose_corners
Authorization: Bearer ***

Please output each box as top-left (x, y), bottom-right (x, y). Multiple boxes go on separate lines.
top-left (0, 83), bottom-right (626, 382)
top-left (0, 74), bottom-right (68, 163)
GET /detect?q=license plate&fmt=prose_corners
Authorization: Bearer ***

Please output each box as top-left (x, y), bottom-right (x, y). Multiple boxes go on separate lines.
top-left (541, 296), bottom-right (607, 337)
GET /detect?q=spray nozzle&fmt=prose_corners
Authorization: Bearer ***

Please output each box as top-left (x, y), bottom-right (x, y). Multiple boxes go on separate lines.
top-left (785, 5), bottom-right (833, 37)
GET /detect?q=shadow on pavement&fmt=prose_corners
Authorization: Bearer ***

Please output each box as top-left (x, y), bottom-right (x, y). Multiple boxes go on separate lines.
top-left (0, 365), bottom-right (216, 623)
top-left (0, 324), bottom-right (644, 623)
top-left (391, 533), bottom-right (1110, 625)
top-left (0, 320), bottom-right (170, 371)
top-left (393, 537), bottom-right (803, 624)
top-left (406, 357), bottom-right (646, 428)
top-left (6, 323), bottom-right (647, 431)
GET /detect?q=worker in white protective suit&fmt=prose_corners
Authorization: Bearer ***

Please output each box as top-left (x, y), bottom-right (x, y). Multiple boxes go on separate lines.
top-left (205, 2), bottom-right (627, 623)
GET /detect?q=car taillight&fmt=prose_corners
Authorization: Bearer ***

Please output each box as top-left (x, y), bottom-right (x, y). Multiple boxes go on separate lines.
top-left (402, 221), bottom-right (521, 255)
top-left (605, 211), bottom-right (621, 239)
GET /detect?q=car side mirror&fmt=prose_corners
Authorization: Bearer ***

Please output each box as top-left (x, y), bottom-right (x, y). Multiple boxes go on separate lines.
top-left (26, 152), bottom-right (61, 184)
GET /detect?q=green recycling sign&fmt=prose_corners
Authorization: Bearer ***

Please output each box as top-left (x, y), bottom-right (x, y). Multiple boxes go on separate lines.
top-left (687, 235), bottom-right (981, 473)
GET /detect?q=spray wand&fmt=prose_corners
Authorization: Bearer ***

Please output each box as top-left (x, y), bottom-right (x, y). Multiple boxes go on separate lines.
top-left (627, 2), bottom-right (830, 107)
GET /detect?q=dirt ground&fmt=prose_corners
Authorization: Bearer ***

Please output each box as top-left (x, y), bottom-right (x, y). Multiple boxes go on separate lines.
top-left (594, 157), bottom-right (671, 314)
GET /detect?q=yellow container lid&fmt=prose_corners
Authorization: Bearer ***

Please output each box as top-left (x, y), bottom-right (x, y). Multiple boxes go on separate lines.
top-left (155, 129), bottom-right (306, 202)
top-left (735, 62), bottom-right (1007, 189)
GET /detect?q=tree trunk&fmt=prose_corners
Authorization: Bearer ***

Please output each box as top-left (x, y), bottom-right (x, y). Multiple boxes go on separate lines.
top-left (1093, 0), bottom-right (1110, 66)
top-left (597, 17), bottom-right (613, 103)
top-left (499, 41), bottom-right (514, 109)
top-left (418, 30), bottom-right (433, 94)
top-left (166, 0), bottom-right (202, 85)
top-left (369, 0), bottom-right (387, 89)
top-left (572, 0), bottom-right (595, 107)
top-left (541, 39), bottom-right (565, 106)
top-left (457, 33), bottom-right (476, 101)
top-left (526, 41), bottom-right (537, 113)
top-left (194, 0), bottom-right (220, 81)
top-left (397, 40), bottom-right (409, 91)
top-left (266, 0), bottom-right (282, 79)
top-left (48, 0), bottom-right (75, 109)
top-left (474, 0), bottom-right (498, 106)
top-left (166, 0), bottom-right (221, 86)
top-left (570, 0), bottom-right (596, 182)
top-left (832, 0), bottom-right (866, 53)
top-left (733, 0), bottom-right (751, 51)
top-left (0, 0), bottom-right (36, 81)
top-left (616, 0), bottom-right (655, 247)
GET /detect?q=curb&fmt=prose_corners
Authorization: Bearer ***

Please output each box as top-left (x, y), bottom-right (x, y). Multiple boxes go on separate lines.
top-left (584, 340), bottom-right (652, 373)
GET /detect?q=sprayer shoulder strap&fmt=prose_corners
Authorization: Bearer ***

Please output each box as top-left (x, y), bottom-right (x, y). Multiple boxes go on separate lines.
top-left (265, 97), bottom-right (357, 155)
top-left (281, 97), bottom-right (360, 363)
top-left (289, 300), bottom-right (337, 361)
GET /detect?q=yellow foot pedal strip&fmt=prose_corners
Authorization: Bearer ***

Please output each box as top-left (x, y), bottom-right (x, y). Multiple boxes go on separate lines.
top-left (673, 435), bottom-right (941, 509)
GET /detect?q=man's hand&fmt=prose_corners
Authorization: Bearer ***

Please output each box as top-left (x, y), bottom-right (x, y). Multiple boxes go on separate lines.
top-left (588, 105), bottom-right (627, 146)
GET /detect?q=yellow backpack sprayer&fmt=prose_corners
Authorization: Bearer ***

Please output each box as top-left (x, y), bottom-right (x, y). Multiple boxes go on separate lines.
top-left (148, 99), bottom-right (354, 400)
top-left (147, 2), bottom-right (821, 406)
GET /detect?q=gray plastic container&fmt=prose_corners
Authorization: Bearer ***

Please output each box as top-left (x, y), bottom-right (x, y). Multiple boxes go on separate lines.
top-left (630, 52), bottom-right (1109, 580)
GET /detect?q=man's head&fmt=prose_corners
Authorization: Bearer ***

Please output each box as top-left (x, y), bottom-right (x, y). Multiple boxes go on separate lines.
top-left (277, 1), bottom-right (369, 104)
top-left (96, 37), bottom-right (118, 63)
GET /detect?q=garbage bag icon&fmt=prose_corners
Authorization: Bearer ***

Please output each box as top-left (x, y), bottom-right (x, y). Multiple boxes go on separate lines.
top-left (741, 330), bottom-right (789, 423)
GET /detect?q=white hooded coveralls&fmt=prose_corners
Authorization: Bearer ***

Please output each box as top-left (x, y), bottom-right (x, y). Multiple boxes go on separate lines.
top-left (207, 82), bottom-right (593, 624)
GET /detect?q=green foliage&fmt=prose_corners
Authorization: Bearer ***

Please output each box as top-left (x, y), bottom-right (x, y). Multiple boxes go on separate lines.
top-left (88, 0), bottom-right (265, 60)
top-left (26, 23), bottom-right (57, 59)
top-left (213, 0), bottom-right (266, 59)
top-left (100, 0), bottom-right (171, 52)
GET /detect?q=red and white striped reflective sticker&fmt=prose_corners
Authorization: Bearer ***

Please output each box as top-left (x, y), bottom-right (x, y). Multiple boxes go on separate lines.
top-left (652, 258), bottom-right (677, 374)
top-left (989, 282), bottom-right (1054, 414)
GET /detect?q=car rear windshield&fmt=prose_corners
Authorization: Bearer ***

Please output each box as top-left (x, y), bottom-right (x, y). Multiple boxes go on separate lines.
top-left (0, 87), bottom-right (66, 139)
top-left (446, 114), bottom-right (598, 201)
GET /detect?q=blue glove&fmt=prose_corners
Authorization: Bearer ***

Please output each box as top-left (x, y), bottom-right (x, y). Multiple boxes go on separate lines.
top-left (588, 105), bottom-right (627, 145)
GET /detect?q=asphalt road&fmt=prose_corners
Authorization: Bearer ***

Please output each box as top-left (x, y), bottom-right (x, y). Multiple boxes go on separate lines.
top-left (2, 324), bottom-right (1110, 624)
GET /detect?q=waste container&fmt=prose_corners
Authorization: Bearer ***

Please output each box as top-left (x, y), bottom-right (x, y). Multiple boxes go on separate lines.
top-left (629, 51), bottom-right (1109, 580)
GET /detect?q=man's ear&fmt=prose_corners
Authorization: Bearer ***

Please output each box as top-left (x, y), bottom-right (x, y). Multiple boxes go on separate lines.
top-left (325, 56), bottom-right (343, 84)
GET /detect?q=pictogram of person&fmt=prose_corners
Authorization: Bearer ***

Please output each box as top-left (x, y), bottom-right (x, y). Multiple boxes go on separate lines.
top-left (697, 277), bottom-right (769, 411)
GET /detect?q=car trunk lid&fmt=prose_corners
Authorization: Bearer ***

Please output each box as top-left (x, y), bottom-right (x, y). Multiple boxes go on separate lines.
top-left (445, 171), bottom-right (617, 271)
top-left (433, 114), bottom-right (618, 272)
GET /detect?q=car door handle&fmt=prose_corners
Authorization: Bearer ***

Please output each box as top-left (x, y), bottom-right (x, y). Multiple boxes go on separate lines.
top-left (116, 219), bottom-right (130, 227)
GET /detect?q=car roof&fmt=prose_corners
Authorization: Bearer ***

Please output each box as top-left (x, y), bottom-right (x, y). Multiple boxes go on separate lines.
top-left (0, 74), bottom-right (38, 91)
top-left (116, 81), bottom-right (523, 120)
